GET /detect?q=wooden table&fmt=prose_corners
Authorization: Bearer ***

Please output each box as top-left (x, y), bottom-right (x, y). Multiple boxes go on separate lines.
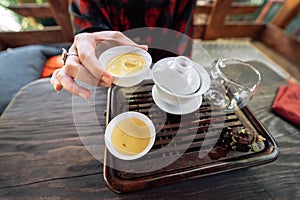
top-left (0, 41), bottom-right (299, 199)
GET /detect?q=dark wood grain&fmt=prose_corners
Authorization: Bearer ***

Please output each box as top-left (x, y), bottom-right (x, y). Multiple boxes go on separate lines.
top-left (0, 27), bottom-right (69, 48)
top-left (194, 2), bottom-right (260, 15)
top-left (0, 51), bottom-right (299, 199)
top-left (47, 0), bottom-right (74, 42)
top-left (8, 4), bottom-right (52, 19)
top-left (260, 23), bottom-right (300, 67)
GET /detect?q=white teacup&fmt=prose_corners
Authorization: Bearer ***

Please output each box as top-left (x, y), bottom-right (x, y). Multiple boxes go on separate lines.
top-left (99, 46), bottom-right (152, 87)
top-left (104, 111), bottom-right (156, 160)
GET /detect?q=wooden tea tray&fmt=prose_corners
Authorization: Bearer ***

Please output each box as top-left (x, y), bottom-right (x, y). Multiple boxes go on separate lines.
top-left (103, 80), bottom-right (279, 194)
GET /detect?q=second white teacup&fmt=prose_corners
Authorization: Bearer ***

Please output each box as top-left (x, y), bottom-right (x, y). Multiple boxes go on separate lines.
top-left (104, 111), bottom-right (156, 160)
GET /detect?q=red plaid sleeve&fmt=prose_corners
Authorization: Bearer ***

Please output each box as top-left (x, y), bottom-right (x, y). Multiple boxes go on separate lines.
top-left (69, 0), bottom-right (196, 60)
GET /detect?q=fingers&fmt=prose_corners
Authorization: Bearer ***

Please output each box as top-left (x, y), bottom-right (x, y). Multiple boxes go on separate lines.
top-left (50, 68), bottom-right (91, 100)
top-left (50, 60), bottom-right (112, 99)
top-left (72, 34), bottom-right (107, 82)
top-left (50, 53), bottom-right (113, 99)
top-left (63, 51), bottom-right (113, 86)
top-left (51, 31), bottom-right (148, 99)
top-left (93, 31), bottom-right (148, 50)
top-left (73, 32), bottom-right (147, 81)
top-left (50, 69), bottom-right (63, 91)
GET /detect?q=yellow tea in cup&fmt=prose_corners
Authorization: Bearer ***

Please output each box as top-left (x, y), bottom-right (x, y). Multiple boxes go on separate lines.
top-left (106, 52), bottom-right (146, 76)
top-left (105, 111), bottom-right (156, 160)
top-left (99, 46), bottom-right (152, 87)
top-left (111, 117), bottom-right (151, 155)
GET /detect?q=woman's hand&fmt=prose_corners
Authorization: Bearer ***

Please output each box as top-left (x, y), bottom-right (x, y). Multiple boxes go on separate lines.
top-left (50, 31), bottom-right (148, 99)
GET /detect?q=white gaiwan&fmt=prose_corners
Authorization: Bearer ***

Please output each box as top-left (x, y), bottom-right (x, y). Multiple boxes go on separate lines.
top-left (152, 56), bottom-right (211, 106)
top-left (153, 56), bottom-right (201, 95)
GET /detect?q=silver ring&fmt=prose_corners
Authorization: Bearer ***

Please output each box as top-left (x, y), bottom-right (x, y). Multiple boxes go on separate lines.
top-left (61, 48), bottom-right (78, 65)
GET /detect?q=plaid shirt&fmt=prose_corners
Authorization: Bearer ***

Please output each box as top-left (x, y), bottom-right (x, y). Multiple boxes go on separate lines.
top-left (70, 0), bottom-right (197, 61)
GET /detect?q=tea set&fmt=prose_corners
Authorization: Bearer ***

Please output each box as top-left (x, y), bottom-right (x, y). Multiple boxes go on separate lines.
top-left (99, 45), bottom-right (261, 160)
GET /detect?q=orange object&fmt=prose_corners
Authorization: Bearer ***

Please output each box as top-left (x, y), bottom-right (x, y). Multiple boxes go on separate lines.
top-left (41, 55), bottom-right (63, 78)
top-left (272, 81), bottom-right (300, 127)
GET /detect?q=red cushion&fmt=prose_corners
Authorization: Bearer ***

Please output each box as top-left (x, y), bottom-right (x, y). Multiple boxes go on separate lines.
top-left (41, 55), bottom-right (63, 78)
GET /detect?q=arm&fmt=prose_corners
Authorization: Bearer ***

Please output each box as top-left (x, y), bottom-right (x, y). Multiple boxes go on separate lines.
top-left (50, 31), bottom-right (147, 99)
top-left (50, 0), bottom-right (147, 99)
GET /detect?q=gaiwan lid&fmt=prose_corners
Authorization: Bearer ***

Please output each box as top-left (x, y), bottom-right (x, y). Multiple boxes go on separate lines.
top-left (152, 56), bottom-right (201, 95)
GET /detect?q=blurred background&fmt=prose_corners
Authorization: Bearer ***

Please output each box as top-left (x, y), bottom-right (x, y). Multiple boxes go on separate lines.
top-left (0, 0), bottom-right (55, 32)
top-left (0, 0), bottom-right (299, 37)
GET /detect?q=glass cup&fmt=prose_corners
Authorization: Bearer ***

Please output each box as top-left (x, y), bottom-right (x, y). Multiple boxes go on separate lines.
top-left (204, 59), bottom-right (261, 110)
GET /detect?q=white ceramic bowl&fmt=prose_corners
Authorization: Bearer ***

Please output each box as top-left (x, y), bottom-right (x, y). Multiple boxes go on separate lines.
top-left (104, 111), bottom-right (156, 160)
top-left (99, 45), bottom-right (152, 87)
top-left (152, 57), bottom-right (211, 105)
